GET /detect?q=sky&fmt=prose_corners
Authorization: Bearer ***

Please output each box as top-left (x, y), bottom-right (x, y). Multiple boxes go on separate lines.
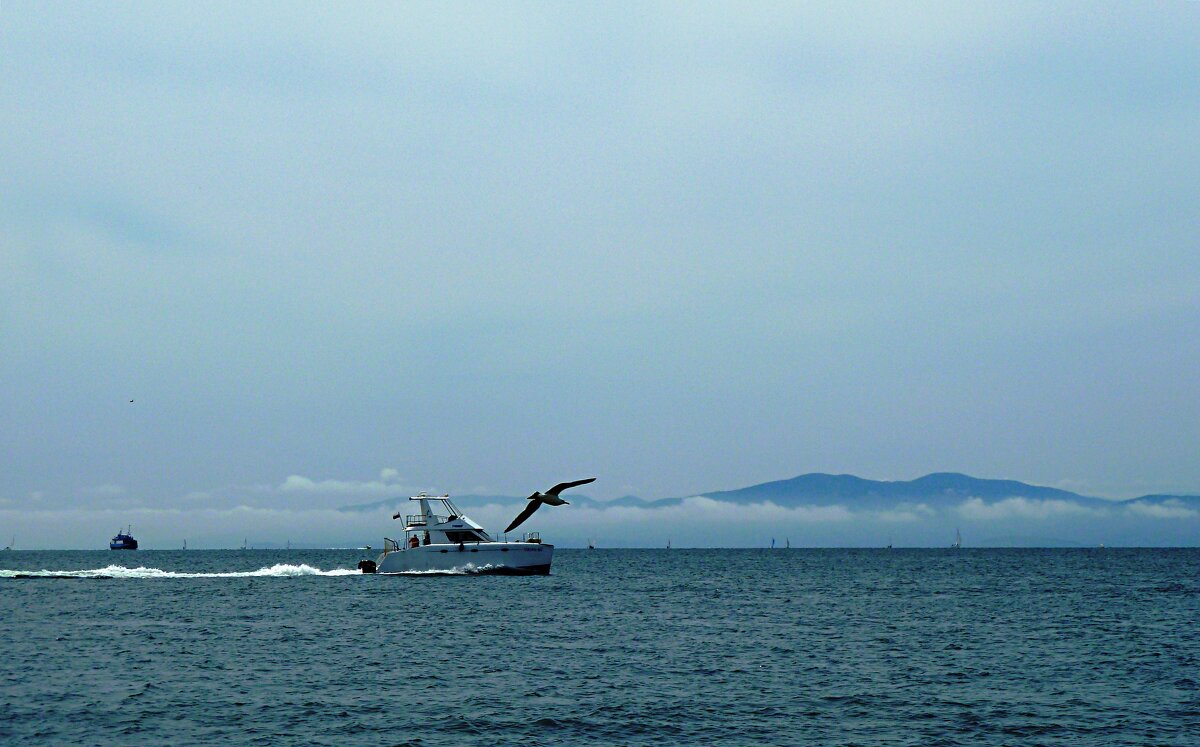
top-left (2, 3), bottom-right (1199, 547)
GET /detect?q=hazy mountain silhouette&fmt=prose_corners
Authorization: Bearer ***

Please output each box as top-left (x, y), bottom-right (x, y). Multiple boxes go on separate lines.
top-left (693, 472), bottom-right (1096, 508)
top-left (337, 473), bottom-right (1199, 512)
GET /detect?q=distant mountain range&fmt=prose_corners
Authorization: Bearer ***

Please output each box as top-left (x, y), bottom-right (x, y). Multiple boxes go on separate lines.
top-left (338, 472), bottom-right (1200, 512)
top-left (693, 473), bottom-right (1092, 508)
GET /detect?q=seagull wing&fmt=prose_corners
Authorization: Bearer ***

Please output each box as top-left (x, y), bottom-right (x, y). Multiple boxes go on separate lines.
top-left (504, 500), bottom-right (542, 533)
top-left (546, 477), bottom-right (596, 496)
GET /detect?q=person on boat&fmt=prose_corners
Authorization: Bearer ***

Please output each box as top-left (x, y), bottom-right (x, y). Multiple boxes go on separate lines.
top-left (422, 531), bottom-right (430, 546)
top-left (409, 535), bottom-right (419, 549)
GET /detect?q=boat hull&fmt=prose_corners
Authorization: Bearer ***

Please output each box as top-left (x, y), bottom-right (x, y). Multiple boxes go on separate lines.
top-left (375, 542), bottom-right (553, 575)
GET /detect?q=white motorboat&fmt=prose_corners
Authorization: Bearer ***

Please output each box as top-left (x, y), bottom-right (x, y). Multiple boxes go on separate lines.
top-left (374, 493), bottom-right (553, 575)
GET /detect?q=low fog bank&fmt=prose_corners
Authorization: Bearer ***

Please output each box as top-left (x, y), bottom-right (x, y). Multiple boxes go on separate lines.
top-left (1, 495), bottom-right (1195, 550)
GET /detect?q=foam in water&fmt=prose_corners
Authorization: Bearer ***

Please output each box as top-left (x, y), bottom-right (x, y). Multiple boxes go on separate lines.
top-left (393, 563), bottom-right (499, 576)
top-left (0, 564), bottom-right (359, 579)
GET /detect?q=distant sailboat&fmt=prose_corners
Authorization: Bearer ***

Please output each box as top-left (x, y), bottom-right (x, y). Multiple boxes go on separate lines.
top-left (182, 539), bottom-right (187, 551)
top-left (785, 538), bottom-right (790, 549)
top-left (666, 539), bottom-right (671, 550)
top-left (241, 538), bottom-right (248, 550)
top-left (952, 528), bottom-right (962, 549)
top-left (3, 536), bottom-right (13, 551)
top-left (587, 538), bottom-right (596, 550)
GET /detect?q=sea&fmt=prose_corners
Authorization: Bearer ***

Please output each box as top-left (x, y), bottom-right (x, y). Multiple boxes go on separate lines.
top-left (2, 548), bottom-right (1198, 745)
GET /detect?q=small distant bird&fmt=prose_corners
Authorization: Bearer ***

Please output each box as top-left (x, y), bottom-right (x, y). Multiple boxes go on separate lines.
top-left (129, 399), bottom-right (134, 403)
top-left (504, 478), bottom-right (595, 533)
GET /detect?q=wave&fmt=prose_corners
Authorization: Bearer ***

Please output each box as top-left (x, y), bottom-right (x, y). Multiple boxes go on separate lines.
top-left (0, 563), bottom-right (359, 579)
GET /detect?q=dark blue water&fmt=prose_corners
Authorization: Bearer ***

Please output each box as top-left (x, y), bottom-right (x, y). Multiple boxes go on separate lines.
top-left (2, 549), bottom-right (1198, 745)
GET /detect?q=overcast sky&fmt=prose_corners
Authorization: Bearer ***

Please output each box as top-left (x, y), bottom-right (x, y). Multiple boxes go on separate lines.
top-left (3, 3), bottom-right (1198, 546)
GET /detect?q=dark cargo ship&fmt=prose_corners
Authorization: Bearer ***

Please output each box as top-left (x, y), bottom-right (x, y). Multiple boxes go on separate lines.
top-left (110, 526), bottom-right (138, 550)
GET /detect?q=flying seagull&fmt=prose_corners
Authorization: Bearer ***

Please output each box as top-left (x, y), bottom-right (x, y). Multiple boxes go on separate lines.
top-left (504, 478), bottom-right (595, 534)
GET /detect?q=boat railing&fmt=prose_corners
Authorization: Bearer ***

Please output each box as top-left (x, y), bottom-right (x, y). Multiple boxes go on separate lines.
top-left (405, 514), bottom-right (450, 527)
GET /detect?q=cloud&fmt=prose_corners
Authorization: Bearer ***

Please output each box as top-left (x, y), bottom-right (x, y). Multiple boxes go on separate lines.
top-left (2, 3), bottom-right (1199, 516)
top-left (81, 484), bottom-right (126, 497)
top-left (875, 503), bottom-right (937, 523)
top-left (275, 473), bottom-right (406, 496)
top-left (955, 497), bottom-right (1106, 521)
top-left (2, 490), bottom-right (1198, 548)
top-left (380, 468), bottom-right (401, 482)
top-left (660, 496), bottom-right (856, 523)
top-left (1126, 500), bottom-right (1199, 520)
top-left (454, 495), bottom-right (860, 530)
top-left (444, 496), bottom-right (866, 548)
top-left (74, 483), bottom-right (142, 508)
top-left (584, 496), bottom-right (934, 526)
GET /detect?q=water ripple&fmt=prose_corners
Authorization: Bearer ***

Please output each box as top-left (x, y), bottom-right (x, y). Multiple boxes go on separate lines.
top-left (1, 548), bottom-right (1199, 745)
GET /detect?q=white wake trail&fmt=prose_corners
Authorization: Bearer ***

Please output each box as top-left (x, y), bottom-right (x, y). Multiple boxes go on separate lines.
top-left (0, 563), bottom-right (359, 579)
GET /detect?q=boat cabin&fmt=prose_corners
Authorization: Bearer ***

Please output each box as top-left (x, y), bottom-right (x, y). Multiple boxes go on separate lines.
top-left (381, 493), bottom-right (542, 556)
